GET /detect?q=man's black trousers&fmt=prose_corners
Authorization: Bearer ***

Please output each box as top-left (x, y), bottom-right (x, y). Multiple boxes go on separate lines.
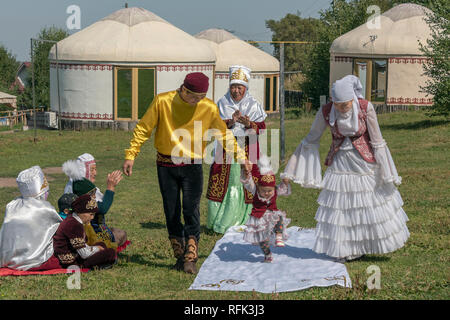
top-left (157, 164), bottom-right (203, 241)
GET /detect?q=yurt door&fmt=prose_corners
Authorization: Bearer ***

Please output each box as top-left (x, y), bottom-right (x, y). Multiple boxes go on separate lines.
top-left (353, 59), bottom-right (387, 103)
top-left (264, 74), bottom-right (279, 113)
top-left (354, 59), bottom-right (371, 99)
top-left (114, 67), bottom-right (156, 120)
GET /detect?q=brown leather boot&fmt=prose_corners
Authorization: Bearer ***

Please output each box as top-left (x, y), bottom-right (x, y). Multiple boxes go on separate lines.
top-left (169, 236), bottom-right (185, 271)
top-left (183, 236), bottom-right (198, 274)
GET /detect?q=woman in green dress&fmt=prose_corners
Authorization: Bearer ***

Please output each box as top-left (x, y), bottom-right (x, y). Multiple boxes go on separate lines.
top-left (206, 65), bottom-right (267, 233)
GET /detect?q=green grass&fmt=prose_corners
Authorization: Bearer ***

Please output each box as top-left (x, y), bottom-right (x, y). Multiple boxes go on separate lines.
top-left (0, 110), bottom-right (448, 300)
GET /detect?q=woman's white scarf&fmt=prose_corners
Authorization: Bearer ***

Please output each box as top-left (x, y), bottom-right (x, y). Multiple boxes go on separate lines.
top-left (330, 75), bottom-right (364, 135)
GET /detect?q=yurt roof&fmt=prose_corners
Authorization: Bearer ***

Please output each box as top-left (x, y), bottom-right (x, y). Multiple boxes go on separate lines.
top-left (49, 7), bottom-right (215, 62)
top-left (330, 3), bottom-right (433, 56)
top-left (195, 29), bottom-right (279, 72)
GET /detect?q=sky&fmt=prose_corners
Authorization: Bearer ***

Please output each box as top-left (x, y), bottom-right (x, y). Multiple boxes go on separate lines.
top-left (0, 0), bottom-right (332, 62)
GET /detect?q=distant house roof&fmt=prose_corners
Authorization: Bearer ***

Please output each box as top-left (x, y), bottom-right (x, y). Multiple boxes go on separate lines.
top-left (10, 62), bottom-right (31, 92)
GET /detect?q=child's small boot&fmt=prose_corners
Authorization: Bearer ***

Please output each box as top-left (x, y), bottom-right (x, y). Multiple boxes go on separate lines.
top-left (275, 233), bottom-right (285, 247)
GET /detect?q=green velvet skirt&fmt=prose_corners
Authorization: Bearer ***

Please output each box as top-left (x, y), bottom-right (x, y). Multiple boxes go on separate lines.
top-left (207, 163), bottom-right (252, 234)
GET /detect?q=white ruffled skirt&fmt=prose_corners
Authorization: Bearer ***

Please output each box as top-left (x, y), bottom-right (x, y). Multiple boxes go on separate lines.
top-left (313, 148), bottom-right (410, 258)
top-left (243, 210), bottom-right (291, 245)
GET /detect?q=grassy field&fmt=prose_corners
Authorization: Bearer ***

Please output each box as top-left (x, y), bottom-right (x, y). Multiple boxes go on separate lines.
top-left (0, 110), bottom-right (448, 300)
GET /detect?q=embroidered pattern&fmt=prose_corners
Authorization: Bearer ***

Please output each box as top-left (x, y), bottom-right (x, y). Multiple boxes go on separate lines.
top-left (260, 174), bottom-right (275, 184)
top-left (86, 197), bottom-right (97, 210)
top-left (322, 100), bottom-right (375, 166)
top-left (230, 68), bottom-right (249, 83)
top-left (40, 176), bottom-right (48, 191)
top-left (70, 237), bottom-right (86, 249)
top-left (57, 252), bottom-right (77, 265)
top-left (206, 164), bottom-right (230, 201)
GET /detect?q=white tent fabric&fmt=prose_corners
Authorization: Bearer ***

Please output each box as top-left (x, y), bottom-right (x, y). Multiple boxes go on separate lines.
top-left (330, 3), bottom-right (433, 55)
top-left (189, 226), bottom-right (352, 293)
top-left (49, 7), bottom-right (215, 62)
top-left (195, 29), bottom-right (279, 72)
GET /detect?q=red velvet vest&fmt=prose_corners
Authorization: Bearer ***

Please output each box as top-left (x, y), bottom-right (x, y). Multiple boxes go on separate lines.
top-left (322, 99), bottom-right (376, 166)
top-left (251, 190), bottom-right (278, 219)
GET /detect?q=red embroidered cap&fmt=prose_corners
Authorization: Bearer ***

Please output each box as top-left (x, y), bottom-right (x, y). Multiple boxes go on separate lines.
top-left (71, 193), bottom-right (98, 214)
top-left (258, 173), bottom-right (276, 187)
top-left (183, 72), bottom-right (209, 93)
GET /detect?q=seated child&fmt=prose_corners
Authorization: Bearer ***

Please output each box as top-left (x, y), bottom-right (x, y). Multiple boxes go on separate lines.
top-left (241, 156), bottom-right (291, 263)
top-left (53, 194), bottom-right (117, 269)
top-left (57, 193), bottom-right (78, 220)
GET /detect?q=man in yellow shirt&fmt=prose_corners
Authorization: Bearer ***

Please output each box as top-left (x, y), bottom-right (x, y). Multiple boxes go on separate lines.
top-left (122, 72), bottom-right (244, 274)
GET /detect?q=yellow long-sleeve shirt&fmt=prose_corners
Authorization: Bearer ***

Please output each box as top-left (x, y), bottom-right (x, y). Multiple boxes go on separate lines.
top-left (124, 90), bottom-right (245, 162)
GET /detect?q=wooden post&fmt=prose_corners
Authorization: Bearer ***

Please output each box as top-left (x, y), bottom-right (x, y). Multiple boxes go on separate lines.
top-left (280, 43), bottom-right (285, 163)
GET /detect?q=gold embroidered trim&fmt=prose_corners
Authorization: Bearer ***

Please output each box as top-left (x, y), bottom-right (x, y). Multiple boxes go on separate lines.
top-left (57, 252), bottom-right (77, 265)
top-left (70, 237), bottom-right (86, 249)
top-left (86, 196), bottom-right (97, 210)
top-left (261, 174), bottom-right (275, 184)
top-left (230, 68), bottom-right (248, 83)
top-left (40, 176), bottom-right (48, 191)
top-left (207, 164), bottom-right (229, 201)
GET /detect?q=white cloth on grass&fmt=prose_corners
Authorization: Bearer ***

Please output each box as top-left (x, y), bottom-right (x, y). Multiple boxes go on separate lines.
top-left (189, 226), bottom-right (352, 293)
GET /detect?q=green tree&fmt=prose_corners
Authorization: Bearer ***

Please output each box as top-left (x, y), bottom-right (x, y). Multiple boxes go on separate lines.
top-left (418, 0), bottom-right (449, 117)
top-left (266, 13), bottom-right (322, 73)
top-left (19, 26), bottom-right (68, 109)
top-left (0, 45), bottom-right (20, 93)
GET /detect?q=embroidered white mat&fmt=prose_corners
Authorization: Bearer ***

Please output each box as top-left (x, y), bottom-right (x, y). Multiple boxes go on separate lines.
top-left (189, 226), bottom-right (352, 293)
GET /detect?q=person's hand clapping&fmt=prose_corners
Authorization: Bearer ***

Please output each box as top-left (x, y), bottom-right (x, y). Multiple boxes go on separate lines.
top-left (106, 170), bottom-right (123, 192)
top-left (237, 115), bottom-right (251, 128)
top-left (232, 110), bottom-right (241, 125)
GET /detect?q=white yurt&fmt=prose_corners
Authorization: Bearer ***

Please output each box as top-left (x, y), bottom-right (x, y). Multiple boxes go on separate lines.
top-left (329, 3), bottom-right (434, 108)
top-left (49, 7), bottom-right (215, 128)
top-left (195, 29), bottom-right (280, 113)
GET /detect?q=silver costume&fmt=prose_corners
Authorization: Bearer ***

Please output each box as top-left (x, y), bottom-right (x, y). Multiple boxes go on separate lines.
top-left (0, 166), bottom-right (62, 270)
top-left (217, 91), bottom-right (267, 137)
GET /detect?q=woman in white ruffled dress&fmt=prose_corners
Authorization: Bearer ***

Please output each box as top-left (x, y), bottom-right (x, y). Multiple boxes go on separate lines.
top-left (281, 75), bottom-right (410, 262)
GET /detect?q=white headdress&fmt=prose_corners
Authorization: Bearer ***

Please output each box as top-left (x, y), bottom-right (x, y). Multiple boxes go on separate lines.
top-left (16, 166), bottom-right (49, 199)
top-left (229, 65), bottom-right (251, 88)
top-left (330, 75), bottom-right (364, 133)
top-left (62, 153), bottom-right (103, 201)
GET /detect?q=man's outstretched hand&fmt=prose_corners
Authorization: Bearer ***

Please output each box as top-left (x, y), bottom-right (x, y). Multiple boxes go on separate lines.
top-left (122, 160), bottom-right (134, 177)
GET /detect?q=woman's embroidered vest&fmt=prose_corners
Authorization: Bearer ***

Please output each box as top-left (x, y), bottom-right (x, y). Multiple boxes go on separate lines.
top-left (322, 99), bottom-right (375, 166)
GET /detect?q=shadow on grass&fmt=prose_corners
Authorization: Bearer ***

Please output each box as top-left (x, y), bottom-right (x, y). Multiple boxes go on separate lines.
top-left (380, 119), bottom-right (449, 131)
top-left (125, 253), bottom-right (173, 269)
top-left (358, 255), bottom-right (391, 263)
top-left (140, 221), bottom-right (167, 230)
